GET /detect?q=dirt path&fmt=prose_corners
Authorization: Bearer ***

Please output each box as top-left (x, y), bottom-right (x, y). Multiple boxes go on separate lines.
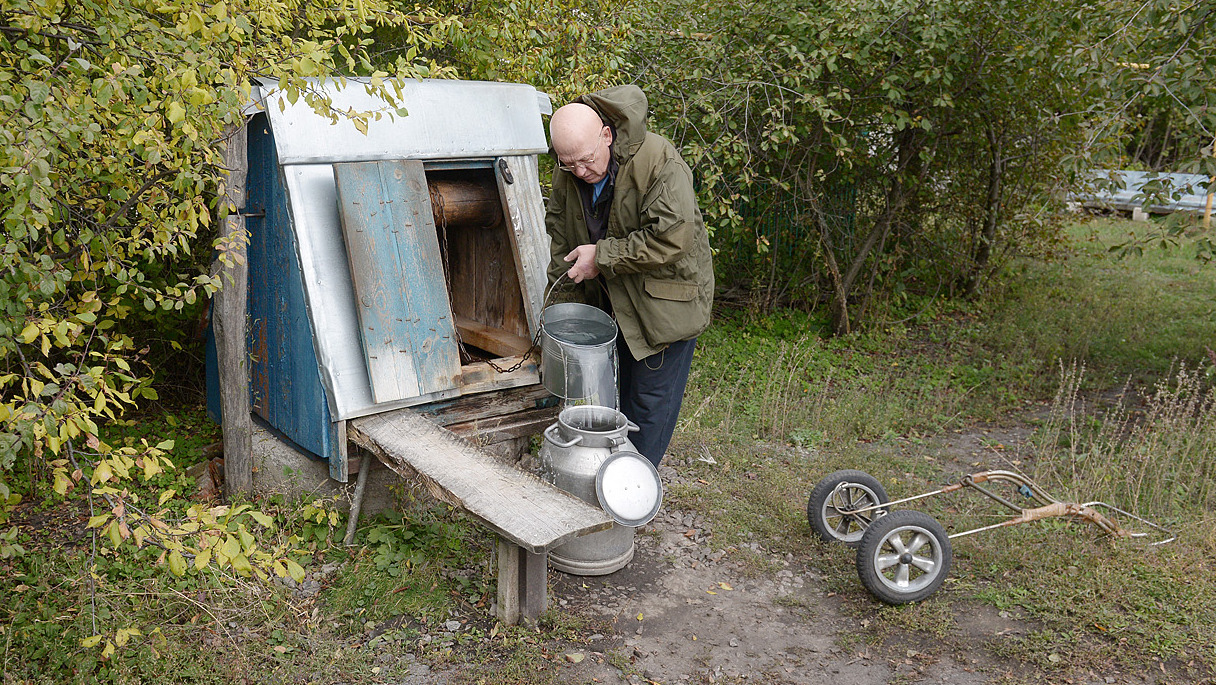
top-left (546, 487), bottom-right (999, 685)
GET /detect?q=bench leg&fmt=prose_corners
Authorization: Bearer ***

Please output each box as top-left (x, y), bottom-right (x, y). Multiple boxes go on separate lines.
top-left (342, 453), bottom-right (374, 547)
top-left (496, 538), bottom-right (547, 626)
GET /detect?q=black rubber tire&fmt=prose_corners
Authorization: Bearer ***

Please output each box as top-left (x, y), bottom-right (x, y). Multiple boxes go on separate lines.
top-left (856, 510), bottom-right (952, 605)
top-left (807, 470), bottom-right (889, 547)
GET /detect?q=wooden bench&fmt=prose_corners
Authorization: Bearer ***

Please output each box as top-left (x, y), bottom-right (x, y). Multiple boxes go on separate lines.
top-left (347, 408), bottom-right (613, 625)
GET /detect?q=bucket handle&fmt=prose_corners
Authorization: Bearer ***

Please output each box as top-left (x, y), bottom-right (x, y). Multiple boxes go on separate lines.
top-left (626, 420), bottom-right (639, 433)
top-left (543, 423), bottom-right (582, 449)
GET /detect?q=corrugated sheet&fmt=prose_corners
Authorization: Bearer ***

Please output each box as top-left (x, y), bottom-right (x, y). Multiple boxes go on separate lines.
top-left (1076, 170), bottom-right (1213, 214)
top-left (255, 78), bottom-right (551, 164)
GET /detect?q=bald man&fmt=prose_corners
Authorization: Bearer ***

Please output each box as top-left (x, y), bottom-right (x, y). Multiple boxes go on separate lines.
top-left (544, 85), bottom-right (714, 467)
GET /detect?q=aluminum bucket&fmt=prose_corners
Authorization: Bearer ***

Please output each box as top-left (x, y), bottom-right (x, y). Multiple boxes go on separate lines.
top-left (540, 303), bottom-right (618, 408)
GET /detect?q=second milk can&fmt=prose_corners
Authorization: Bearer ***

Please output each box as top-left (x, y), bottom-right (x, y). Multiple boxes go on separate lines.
top-left (541, 405), bottom-right (650, 575)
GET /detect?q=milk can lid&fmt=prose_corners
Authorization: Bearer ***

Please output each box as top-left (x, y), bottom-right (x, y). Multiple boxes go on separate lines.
top-left (595, 451), bottom-right (663, 527)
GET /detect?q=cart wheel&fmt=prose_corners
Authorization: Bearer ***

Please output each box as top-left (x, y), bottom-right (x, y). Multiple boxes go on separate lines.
top-left (807, 470), bottom-right (889, 547)
top-left (856, 510), bottom-right (952, 605)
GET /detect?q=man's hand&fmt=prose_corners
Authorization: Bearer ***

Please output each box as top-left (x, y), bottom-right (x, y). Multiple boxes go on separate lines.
top-left (564, 244), bottom-right (600, 283)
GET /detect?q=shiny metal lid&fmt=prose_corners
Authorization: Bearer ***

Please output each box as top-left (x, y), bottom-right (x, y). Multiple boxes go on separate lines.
top-left (595, 451), bottom-right (663, 527)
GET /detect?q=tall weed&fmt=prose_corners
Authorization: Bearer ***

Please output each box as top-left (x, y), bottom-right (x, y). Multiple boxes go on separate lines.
top-left (1034, 360), bottom-right (1216, 524)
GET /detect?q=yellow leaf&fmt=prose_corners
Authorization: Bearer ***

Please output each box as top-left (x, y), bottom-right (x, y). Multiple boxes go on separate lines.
top-left (195, 547), bottom-right (211, 570)
top-left (707, 590), bottom-right (717, 595)
top-left (284, 558), bottom-right (305, 583)
top-left (636, 612), bottom-right (644, 621)
top-left (142, 457), bottom-right (162, 480)
top-left (718, 582), bottom-right (733, 591)
top-left (19, 323), bottom-right (38, 344)
top-left (222, 535), bottom-right (240, 559)
top-left (91, 461), bottom-right (113, 485)
top-left (53, 471), bottom-right (72, 496)
top-left (101, 639), bottom-right (115, 660)
top-left (168, 550), bottom-right (187, 577)
top-left (87, 514), bottom-right (110, 529)
top-left (238, 526), bottom-right (254, 553)
top-left (115, 627), bottom-right (141, 647)
top-left (107, 521), bottom-right (122, 548)
top-left (231, 554), bottom-right (252, 575)
top-left (248, 511), bottom-right (274, 528)
top-left (80, 635), bottom-right (104, 648)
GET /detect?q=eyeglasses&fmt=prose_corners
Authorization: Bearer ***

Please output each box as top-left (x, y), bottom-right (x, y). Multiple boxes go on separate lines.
top-left (557, 146), bottom-right (599, 174)
top-left (557, 128), bottom-right (607, 173)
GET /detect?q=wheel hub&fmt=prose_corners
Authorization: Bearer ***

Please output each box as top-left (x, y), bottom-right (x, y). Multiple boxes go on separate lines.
top-left (899, 552), bottom-right (913, 565)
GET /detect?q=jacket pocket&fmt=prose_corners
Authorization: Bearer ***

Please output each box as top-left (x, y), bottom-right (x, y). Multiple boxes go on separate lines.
top-left (644, 277), bottom-right (698, 301)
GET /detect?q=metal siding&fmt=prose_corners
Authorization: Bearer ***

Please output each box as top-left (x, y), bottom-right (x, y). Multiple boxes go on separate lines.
top-left (259, 79), bottom-right (549, 164)
top-left (245, 115), bottom-right (336, 465)
top-left (333, 160), bottom-right (461, 403)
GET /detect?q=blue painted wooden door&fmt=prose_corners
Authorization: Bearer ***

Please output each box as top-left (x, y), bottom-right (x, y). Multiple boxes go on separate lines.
top-left (334, 160), bottom-right (461, 404)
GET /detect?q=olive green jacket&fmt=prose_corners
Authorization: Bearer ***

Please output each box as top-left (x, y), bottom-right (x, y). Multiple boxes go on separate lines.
top-left (545, 85), bottom-right (714, 360)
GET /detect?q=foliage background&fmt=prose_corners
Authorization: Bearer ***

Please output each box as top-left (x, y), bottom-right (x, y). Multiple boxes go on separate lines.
top-left (0, 0), bottom-right (1213, 671)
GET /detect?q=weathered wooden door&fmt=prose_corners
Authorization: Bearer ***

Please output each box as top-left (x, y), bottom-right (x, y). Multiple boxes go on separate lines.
top-left (333, 160), bottom-right (461, 404)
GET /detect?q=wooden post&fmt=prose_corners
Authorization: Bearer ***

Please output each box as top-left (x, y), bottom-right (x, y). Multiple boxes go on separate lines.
top-left (213, 123), bottom-right (253, 497)
top-left (343, 452), bottom-right (373, 546)
top-left (496, 538), bottom-right (547, 626)
top-left (1205, 136), bottom-right (1215, 230)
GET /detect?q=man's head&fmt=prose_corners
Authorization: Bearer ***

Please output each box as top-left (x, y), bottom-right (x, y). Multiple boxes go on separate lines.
top-left (550, 103), bottom-right (613, 184)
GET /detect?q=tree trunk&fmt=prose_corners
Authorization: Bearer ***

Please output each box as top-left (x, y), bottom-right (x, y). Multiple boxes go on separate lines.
top-left (826, 128), bottom-right (919, 334)
top-left (963, 122), bottom-right (1003, 297)
top-left (212, 123), bottom-right (253, 498)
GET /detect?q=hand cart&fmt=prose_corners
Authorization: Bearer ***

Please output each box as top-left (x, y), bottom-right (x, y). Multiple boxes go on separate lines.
top-left (806, 469), bottom-right (1175, 604)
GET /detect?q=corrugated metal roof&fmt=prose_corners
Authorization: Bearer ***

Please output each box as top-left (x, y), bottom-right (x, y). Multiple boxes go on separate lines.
top-left (252, 78), bottom-right (551, 164)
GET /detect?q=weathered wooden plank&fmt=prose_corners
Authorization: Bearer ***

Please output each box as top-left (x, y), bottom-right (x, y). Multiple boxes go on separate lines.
top-left (349, 409), bottom-right (612, 554)
top-left (445, 406), bottom-right (559, 445)
top-left (214, 123), bottom-right (252, 496)
top-left (334, 160), bottom-right (461, 404)
top-left (455, 316), bottom-right (531, 358)
top-left (414, 383), bottom-right (556, 427)
top-left (495, 155), bottom-right (548, 337)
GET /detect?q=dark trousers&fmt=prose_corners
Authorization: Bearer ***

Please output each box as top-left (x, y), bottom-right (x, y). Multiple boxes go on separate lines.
top-left (618, 335), bottom-right (697, 467)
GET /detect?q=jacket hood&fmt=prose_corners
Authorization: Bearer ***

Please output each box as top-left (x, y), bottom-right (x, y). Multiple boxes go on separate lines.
top-left (580, 85), bottom-right (649, 162)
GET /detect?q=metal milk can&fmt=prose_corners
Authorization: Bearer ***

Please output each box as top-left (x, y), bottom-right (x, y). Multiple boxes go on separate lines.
top-left (540, 405), bottom-right (642, 575)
